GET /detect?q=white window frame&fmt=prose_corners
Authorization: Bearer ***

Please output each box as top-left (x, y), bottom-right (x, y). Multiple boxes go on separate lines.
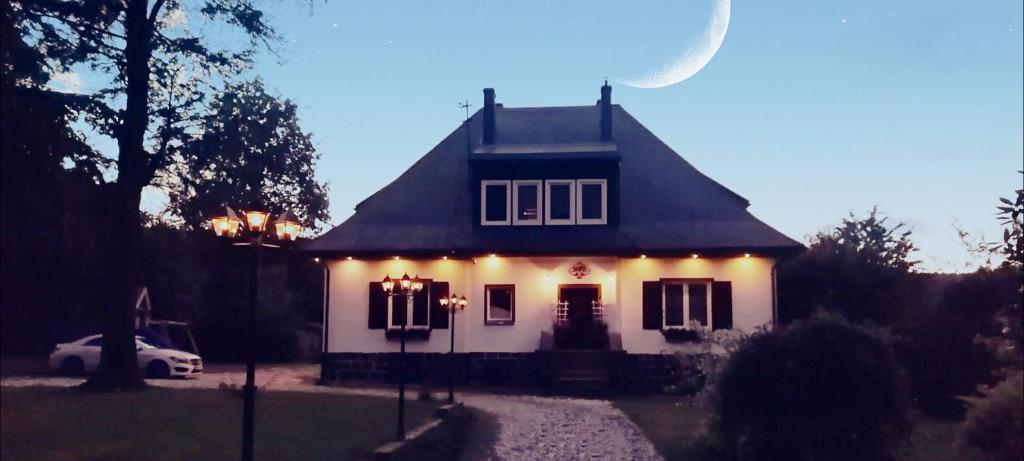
top-left (662, 280), bottom-right (713, 330)
top-left (484, 284), bottom-right (515, 325)
top-left (386, 289), bottom-right (430, 330)
top-left (512, 180), bottom-right (543, 225)
top-left (544, 179), bottom-right (576, 225)
top-left (576, 179), bottom-right (608, 225)
top-left (480, 180), bottom-right (511, 226)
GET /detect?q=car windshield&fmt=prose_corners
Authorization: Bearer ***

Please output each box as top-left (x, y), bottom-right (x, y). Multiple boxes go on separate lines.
top-left (135, 339), bottom-right (157, 350)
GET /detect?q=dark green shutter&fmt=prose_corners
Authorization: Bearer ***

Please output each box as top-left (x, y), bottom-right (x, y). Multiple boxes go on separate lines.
top-left (430, 282), bottom-right (450, 329)
top-left (712, 281), bottom-right (733, 330)
top-left (642, 281), bottom-right (663, 330)
top-left (368, 282), bottom-right (387, 329)
top-left (412, 284), bottom-right (429, 326)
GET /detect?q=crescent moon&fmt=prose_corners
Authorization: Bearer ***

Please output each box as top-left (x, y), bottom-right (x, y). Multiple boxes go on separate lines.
top-left (619, 0), bottom-right (731, 89)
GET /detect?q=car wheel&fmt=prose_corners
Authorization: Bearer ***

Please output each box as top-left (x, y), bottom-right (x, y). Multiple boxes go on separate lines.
top-left (146, 360), bottom-right (171, 379)
top-left (59, 356), bottom-right (86, 376)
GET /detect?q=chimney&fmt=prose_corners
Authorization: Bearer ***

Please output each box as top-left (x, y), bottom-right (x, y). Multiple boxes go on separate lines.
top-left (600, 81), bottom-right (612, 141)
top-left (483, 88), bottom-right (496, 145)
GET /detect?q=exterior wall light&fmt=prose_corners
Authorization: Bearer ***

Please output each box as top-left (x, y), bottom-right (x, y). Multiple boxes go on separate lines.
top-left (640, 254), bottom-right (647, 260)
top-left (744, 253), bottom-right (751, 258)
top-left (691, 254), bottom-right (699, 259)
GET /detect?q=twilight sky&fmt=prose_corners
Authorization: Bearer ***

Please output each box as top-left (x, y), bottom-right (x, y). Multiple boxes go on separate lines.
top-left (159, 0), bottom-right (1024, 271)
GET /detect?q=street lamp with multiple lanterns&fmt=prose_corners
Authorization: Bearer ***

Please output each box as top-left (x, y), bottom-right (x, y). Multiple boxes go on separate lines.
top-left (380, 272), bottom-right (423, 440)
top-left (210, 205), bottom-right (301, 461)
top-left (438, 293), bottom-right (468, 404)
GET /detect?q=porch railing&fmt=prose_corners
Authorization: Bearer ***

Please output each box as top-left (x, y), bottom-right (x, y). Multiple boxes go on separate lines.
top-left (552, 300), bottom-right (605, 325)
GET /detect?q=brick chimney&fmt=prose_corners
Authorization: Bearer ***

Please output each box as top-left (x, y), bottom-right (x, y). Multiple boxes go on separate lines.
top-left (483, 88), bottom-right (496, 145)
top-left (600, 81), bottom-right (612, 141)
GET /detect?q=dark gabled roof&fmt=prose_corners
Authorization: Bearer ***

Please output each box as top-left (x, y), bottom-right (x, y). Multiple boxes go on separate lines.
top-left (305, 102), bottom-right (803, 257)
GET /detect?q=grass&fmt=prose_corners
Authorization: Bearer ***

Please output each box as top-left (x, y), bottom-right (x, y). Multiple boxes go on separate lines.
top-left (613, 395), bottom-right (984, 461)
top-left (1, 386), bottom-right (440, 461)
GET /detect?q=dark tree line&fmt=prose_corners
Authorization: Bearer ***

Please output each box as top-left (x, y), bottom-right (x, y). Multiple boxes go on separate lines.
top-left (2, 0), bottom-right (328, 384)
top-left (778, 190), bottom-right (1023, 418)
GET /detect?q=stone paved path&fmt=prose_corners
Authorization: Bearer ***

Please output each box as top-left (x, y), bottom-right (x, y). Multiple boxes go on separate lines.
top-left (2, 366), bottom-right (662, 461)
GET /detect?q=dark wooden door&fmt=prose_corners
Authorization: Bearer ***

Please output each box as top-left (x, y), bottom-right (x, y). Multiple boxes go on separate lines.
top-left (562, 286), bottom-right (599, 328)
top-left (557, 285), bottom-right (606, 349)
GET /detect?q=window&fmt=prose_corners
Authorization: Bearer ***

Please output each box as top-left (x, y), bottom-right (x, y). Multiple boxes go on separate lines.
top-left (662, 280), bottom-right (713, 330)
top-left (484, 285), bottom-right (515, 325)
top-left (512, 180), bottom-right (542, 225)
top-left (545, 180), bottom-right (575, 225)
top-left (576, 179), bottom-right (607, 225)
top-left (481, 180), bottom-right (510, 225)
top-left (387, 286), bottom-right (430, 330)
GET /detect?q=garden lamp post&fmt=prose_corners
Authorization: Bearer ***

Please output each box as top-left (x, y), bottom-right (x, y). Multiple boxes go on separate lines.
top-left (210, 205), bottom-right (301, 461)
top-left (438, 293), bottom-right (468, 404)
top-left (381, 272), bottom-right (423, 440)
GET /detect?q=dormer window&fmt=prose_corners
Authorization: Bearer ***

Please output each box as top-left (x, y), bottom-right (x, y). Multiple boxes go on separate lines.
top-left (513, 180), bottom-right (542, 225)
top-left (577, 179), bottom-right (607, 225)
top-left (545, 180), bottom-right (576, 225)
top-left (481, 180), bottom-right (510, 225)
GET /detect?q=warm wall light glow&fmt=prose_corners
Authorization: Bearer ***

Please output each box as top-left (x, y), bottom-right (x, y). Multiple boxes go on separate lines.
top-left (313, 257), bottom-right (321, 263)
top-left (489, 253), bottom-right (497, 259)
top-left (393, 256), bottom-right (400, 260)
top-left (640, 254), bottom-right (647, 260)
top-left (442, 255), bottom-right (448, 260)
top-left (346, 256), bottom-right (353, 261)
top-left (744, 253), bottom-right (751, 258)
top-left (691, 254), bottom-right (699, 259)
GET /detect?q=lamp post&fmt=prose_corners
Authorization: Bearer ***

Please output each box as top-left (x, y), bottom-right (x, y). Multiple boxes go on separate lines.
top-left (210, 206), bottom-right (301, 461)
top-left (381, 272), bottom-right (423, 440)
top-left (438, 293), bottom-right (468, 404)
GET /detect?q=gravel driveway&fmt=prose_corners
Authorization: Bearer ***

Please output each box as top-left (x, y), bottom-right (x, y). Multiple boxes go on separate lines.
top-left (2, 365), bottom-right (662, 460)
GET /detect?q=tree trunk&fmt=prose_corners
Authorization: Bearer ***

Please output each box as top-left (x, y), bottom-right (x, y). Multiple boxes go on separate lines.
top-left (85, 0), bottom-right (152, 391)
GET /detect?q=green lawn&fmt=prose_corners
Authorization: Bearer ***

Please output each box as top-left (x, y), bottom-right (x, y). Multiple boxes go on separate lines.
top-left (1, 386), bottom-right (440, 461)
top-left (614, 395), bottom-right (983, 461)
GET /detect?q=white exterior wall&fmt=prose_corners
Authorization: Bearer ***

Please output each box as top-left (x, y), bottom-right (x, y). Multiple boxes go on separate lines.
top-left (325, 255), bottom-right (775, 354)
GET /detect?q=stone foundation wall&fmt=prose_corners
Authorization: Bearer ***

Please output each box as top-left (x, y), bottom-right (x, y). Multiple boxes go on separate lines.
top-left (321, 351), bottom-right (685, 393)
top-left (321, 352), bottom-right (551, 387)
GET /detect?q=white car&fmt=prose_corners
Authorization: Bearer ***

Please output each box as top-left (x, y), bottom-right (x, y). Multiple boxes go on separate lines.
top-left (49, 335), bottom-right (203, 379)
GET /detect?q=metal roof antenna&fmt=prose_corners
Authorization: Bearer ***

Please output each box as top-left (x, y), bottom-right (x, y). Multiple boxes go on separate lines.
top-left (459, 99), bottom-right (473, 155)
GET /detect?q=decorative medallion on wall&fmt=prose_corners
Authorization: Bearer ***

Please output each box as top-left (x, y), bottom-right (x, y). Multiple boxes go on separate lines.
top-left (569, 261), bottom-right (591, 279)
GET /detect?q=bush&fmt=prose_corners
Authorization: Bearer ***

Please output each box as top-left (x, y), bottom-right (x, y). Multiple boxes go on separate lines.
top-left (958, 371), bottom-right (1024, 461)
top-left (714, 314), bottom-right (911, 461)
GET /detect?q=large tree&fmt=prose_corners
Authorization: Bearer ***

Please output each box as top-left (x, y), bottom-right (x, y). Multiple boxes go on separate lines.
top-left (7, 0), bottom-right (276, 389)
top-left (166, 78), bottom-right (329, 232)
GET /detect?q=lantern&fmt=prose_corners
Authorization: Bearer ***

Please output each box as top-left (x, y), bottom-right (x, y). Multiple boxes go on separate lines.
top-left (243, 208), bottom-right (270, 233)
top-left (458, 295), bottom-right (467, 308)
top-left (209, 206), bottom-right (242, 238)
top-left (439, 296), bottom-right (449, 307)
top-left (382, 275), bottom-right (394, 293)
top-left (411, 275), bottom-right (424, 293)
top-left (274, 210), bottom-right (302, 242)
top-left (400, 273), bottom-right (412, 291)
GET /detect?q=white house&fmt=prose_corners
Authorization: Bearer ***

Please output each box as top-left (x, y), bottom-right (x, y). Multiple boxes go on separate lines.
top-left (306, 84), bottom-right (802, 391)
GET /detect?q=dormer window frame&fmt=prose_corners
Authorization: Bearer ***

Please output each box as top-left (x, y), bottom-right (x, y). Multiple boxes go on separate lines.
top-left (512, 180), bottom-right (543, 226)
top-left (544, 179), bottom-right (576, 226)
top-left (576, 179), bottom-right (608, 225)
top-left (480, 180), bottom-right (511, 226)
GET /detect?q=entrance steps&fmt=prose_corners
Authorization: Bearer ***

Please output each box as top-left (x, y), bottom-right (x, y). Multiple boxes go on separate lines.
top-left (550, 350), bottom-right (611, 398)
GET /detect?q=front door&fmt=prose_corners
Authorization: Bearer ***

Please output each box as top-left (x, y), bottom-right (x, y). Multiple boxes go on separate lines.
top-left (557, 285), bottom-right (606, 349)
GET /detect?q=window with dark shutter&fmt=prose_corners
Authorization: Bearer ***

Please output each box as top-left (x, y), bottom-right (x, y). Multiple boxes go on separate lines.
top-left (412, 284), bottom-right (429, 327)
top-left (712, 281), bottom-right (733, 330)
top-left (430, 282), bottom-right (450, 329)
top-left (642, 281), bottom-right (663, 330)
top-left (368, 282), bottom-right (387, 329)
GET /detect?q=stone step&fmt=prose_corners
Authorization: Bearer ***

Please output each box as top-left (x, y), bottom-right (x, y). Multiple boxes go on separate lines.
top-left (552, 350), bottom-right (609, 371)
